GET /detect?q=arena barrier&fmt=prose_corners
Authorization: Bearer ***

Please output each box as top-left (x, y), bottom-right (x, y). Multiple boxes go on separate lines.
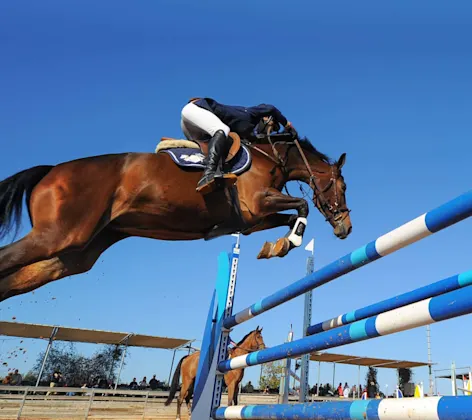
top-left (192, 190), bottom-right (472, 419)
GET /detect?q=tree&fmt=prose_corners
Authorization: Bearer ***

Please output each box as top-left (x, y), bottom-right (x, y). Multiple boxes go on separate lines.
top-left (259, 361), bottom-right (284, 390)
top-left (365, 366), bottom-right (379, 397)
top-left (22, 371), bottom-right (38, 385)
top-left (34, 343), bottom-right (126, 386)
top-left (397, 368), bottom-right (413, 391)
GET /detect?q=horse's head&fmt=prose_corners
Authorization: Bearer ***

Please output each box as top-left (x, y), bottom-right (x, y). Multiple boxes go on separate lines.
top-left (287, 138), bottom-right (352, 239)
top-left (243, 326), bottom-right (266, 351)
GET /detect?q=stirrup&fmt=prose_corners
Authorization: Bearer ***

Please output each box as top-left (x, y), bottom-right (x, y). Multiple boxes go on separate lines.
top-left (196, 174), bottom-right (237, 195)
top-left (196, 176), bottom-right (216, 195)
top-left (219, 173), bottom-right (237, 187)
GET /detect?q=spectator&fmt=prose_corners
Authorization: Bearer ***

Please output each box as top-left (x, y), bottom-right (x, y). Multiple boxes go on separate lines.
top-left (337, 382), bottom-right (343, 397)
top-left (149, 375), bottom-right (159, 390)
top-left (343, 382), bottom-right (350, 398)
top-left (46, 370), bottom-right (62, 396)
top-left (98, 378), bottom-right (108, 389)
top-left (245, 381), bottom-right (254, 393)
top-left (139, 377), bottom-right (148, 389)
top-left (10, 370), bottom-right (22, 386)
top-left (2, 373), bottom-right (12, 385)
top-left (351, 384), bottom-right (357, 398)
top-left (367, 381), bottom-right (377, 399)
top-left (129, 378), bottom-right (138, 390)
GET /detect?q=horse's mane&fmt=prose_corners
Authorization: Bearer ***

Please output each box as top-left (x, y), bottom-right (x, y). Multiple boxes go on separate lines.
top-left (236, 329), bottom-right (256, 345)
top-left (297, 137), bottom-right (332, 164)
top-left (251, 135), bottom-right (332, 164)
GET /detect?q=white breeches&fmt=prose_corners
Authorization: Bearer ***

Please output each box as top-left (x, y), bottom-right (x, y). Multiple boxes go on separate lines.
top-left (181, 102), bottom-right (230, 141)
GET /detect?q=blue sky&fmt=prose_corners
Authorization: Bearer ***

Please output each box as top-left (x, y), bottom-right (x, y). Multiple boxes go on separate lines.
top-left (1, 0), bottom-right (472, 396)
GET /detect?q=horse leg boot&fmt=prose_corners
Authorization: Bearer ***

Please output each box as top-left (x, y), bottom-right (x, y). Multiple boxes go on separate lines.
top-left (196, 130), bottom-right (235, 194)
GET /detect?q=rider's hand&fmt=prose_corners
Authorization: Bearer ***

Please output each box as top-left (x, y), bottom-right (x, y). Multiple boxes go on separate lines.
top-left (285, 122), bottom-right (298, 139)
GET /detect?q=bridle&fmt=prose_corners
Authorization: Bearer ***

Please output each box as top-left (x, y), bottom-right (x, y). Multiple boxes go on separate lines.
top-left (228, 332), bottom-right (265, 354)
top-left (246, 131), bottom-right (350, 227)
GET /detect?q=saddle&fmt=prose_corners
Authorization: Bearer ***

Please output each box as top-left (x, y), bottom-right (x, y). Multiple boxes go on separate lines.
top-left (156, 132), bottom-right (241, 162)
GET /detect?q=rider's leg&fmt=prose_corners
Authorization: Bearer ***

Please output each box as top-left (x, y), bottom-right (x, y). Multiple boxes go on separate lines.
top-left (181, 103), bottom-right (234, 193)
top-left (196, 130), bottom-right (234, 193)
top-left (181, 102), bottom-right (230, 139)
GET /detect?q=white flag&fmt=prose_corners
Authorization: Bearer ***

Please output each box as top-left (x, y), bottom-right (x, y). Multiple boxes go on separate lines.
top-left (304, 238), bottom-right (314, 253)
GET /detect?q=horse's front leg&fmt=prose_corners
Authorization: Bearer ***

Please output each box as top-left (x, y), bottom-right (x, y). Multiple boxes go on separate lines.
top-left (249, 189), bottom-right (309, 259)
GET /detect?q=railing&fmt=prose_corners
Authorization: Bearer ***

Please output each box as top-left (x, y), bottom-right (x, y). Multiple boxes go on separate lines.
top-left (0, 385), bottom-right (164, 419)
top-left (0, 386), bottom-right (290, 419)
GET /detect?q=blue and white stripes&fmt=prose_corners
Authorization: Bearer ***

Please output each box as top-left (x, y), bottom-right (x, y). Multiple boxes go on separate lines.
top-left (307, 270), bottom-right (472, 335)
top-left (214, 397), bottom-right (472, 419)
top-left (224, 190), bottom-right (472, 329)
top-left (218, 285), bottom-right (472, 372)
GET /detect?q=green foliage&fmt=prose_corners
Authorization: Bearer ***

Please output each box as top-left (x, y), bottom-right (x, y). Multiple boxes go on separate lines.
top-left (22, 371), bottom-right (38, 385)
top-left (259, 361), bottom-right (284, 390)
top-left (34, 343), bottom-right (126, 386)
top-left (366, 366), bottom-right (378, 388)
top-left (398, 368), bottom-right (413, 390)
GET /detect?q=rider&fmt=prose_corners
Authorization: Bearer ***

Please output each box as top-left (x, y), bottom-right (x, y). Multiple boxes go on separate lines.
top-left (181, 97), bottom-right (298, 193)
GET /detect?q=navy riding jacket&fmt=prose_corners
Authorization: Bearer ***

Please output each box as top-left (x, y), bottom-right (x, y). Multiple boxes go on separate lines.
top-left (193, 98), bottom-right (288, 138)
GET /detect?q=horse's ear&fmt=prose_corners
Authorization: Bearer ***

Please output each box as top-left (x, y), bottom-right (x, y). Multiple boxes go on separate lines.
top-left (256, 325), bottom-right (260, 331)
top-left (337, 153), bottom-right (346, 170)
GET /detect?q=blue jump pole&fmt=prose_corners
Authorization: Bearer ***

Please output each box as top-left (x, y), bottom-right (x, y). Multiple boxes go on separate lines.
top-left (214, 396), bottom-right (472, 419)
top-left (218, 284), bottom-right (472, 372)
top-left (307, 269), bottom-right (472, 336)
top-left (225, 190), bottom-right (472, 330)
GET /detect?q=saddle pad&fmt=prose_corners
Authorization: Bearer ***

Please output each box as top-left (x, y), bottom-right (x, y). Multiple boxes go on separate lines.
top-left (162, 145), bottom-right (251, 175)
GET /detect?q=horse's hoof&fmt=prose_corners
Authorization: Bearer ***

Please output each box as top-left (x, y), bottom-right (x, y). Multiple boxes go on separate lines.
top-left (257, 242), bottom-right (273, 259)
top-left (273, 238), bottom-right (290, 258)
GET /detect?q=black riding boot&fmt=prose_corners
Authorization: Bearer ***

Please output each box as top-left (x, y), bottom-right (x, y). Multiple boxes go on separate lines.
top-left (196, 130), bottom-right (233, 194)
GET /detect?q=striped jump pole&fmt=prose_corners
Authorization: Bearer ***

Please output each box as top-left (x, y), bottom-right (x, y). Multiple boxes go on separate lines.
top-left (214, 396), bottom-right (472, 420)
top-left (306, 269), bottom-right (472, 336)
top-left (224, 190), bottom-right (472, 330)
top-left (218, 284), bottom-right (472, 372)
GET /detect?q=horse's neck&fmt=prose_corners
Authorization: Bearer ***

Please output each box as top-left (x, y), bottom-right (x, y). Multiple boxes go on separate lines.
top-left (287, 154), bottom-right (332, 183)
top-left (231, 337), bottom-right (255, 358)
top-left (253, 143), bottom-right (332, 183)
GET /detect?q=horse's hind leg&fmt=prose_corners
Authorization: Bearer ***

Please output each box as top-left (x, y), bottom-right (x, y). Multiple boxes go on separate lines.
top-left (185, 380), bottom-right (194, 418)
top-left (177, 379), bottom-right (193, 420)
top-left (185, 394), bottom-right (192, 418)
top-left (0, 230), bottom-right (127, 301)
top-left (0, 178), bottom-right (114, 278)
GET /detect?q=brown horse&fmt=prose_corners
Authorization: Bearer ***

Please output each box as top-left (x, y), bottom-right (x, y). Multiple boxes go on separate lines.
top-left (165, 327), bottom-right (265, 419)
top-left (0, 136), bottom-right (351, 301)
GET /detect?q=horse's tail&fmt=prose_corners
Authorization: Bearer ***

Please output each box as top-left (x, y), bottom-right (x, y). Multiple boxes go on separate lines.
top-left (0, 165), bottom-right (54, 240)
top-left (165, 356), bottom-right (188, 406)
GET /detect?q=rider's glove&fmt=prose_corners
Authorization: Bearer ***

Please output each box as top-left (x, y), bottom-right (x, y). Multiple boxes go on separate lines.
top-left (285, 122), bottom-right (298, 139)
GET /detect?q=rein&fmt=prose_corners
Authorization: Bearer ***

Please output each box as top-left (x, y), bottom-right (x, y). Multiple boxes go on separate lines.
top-left (228, 335), bottom-right (264, 354)
top-left (245, 133), bottom-right (349, 224)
